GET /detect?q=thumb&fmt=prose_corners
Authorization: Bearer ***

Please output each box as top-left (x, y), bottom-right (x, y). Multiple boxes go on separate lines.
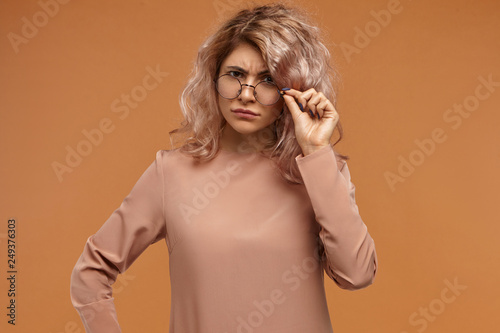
top-left (283, 94), bottom-right (303, 121)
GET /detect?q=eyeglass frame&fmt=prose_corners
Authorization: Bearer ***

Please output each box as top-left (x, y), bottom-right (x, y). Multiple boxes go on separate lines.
top-left (213, 73), bottom-right (284, 106)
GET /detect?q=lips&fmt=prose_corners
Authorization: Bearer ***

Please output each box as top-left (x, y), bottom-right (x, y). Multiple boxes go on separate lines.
top-left (232, 109), bottom-right (259, 116)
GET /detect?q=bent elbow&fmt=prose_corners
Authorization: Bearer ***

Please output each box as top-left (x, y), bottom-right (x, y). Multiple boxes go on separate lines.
top-left (70, 261), bottom-right (87, 307)
top-left (343, 271), bottom-right (376, 290)
top-left (344, 239), bottom-right (379, 290)
top-left (347, 253), bottom-right (378, 290)
top-left (327, 254), bottom-right (378, 291)
top-left (332, 269), bottom-right (376, 291)
top-left (69, 255), bottom-right (111, 308)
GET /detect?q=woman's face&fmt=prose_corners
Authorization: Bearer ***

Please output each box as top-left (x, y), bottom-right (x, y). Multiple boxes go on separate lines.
top-left (216, 42), bottom-right (284, 152)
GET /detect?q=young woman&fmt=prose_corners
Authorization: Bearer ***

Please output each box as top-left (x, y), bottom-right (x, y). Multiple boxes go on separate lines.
top-left (71, 4), bottom-right (378, 332)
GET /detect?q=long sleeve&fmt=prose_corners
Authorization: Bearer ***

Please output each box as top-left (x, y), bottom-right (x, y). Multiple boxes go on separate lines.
top-left (70, 150), bottom-right (167, 332)
top-left (295, 145), bottom-right (378, 290)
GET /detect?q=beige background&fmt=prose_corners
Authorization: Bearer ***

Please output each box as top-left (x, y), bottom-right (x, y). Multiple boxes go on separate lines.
top-left (1, 0), bottom-right (499, 332)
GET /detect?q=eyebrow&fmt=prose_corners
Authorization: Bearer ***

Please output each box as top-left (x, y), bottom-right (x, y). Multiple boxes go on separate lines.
top-left (225, 65), bottom-right (270, 76)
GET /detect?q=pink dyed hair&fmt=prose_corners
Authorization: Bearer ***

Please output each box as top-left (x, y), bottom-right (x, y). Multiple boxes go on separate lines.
top-left (169, 3), bottom-right (348, 184)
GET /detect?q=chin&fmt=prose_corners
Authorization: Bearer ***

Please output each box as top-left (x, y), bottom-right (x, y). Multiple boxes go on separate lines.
top-left (231, 124), bottom-right (263, 136)
top-left (227, 119), bottom-right (274, 136)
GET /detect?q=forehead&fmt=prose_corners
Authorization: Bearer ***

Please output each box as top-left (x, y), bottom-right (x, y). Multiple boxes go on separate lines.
top-left (221, 43), bottom-right (268, 72)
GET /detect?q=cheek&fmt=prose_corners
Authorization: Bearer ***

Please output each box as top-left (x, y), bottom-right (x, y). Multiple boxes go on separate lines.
top-left (217, 96), bottom-right (230, 113)
top-left (269, 100), bottom-right (284, 118)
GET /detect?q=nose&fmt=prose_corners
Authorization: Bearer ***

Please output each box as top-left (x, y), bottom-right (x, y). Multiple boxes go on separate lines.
top-left (238, 83), bottom-right (256, 103)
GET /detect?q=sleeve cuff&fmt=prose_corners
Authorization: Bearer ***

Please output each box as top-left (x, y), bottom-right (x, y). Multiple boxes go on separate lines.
top-left (75, 298), bottom-right (122, 332)
top-left (295, 145), bottom-right (341, 171)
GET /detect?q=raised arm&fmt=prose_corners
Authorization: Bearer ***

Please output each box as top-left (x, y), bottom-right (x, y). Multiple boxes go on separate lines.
top-left (295, 145), bottom-right (378, 290)
top-left (70, 150), bottom-right (167, 332)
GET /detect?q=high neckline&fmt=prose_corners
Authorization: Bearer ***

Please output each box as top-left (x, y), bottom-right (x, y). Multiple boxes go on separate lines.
top-left (218, 148), bottom-right (259, 154)
top-left (217, 148), bottom-right (273, 160)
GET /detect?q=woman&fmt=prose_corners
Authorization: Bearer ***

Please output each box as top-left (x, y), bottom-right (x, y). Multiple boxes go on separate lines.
top-left (70, 4), bottom-right (378, 332)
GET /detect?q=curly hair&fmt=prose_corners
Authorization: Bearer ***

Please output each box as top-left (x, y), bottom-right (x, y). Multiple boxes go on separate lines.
top-left (169, 3), bottom-right (348, 184)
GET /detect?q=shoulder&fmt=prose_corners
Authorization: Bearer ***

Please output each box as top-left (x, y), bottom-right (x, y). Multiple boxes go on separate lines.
top-left (153, 148), bottom-right (208, 173)
top-left (154, 148), bottom-right (189, 164)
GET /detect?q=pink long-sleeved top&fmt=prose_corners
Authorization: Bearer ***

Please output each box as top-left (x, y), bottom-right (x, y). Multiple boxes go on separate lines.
top-left (70, 144), bottom-right (378, 332)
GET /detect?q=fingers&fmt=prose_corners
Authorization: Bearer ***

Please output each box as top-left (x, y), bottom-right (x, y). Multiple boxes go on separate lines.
top-left (282, 94), bottom-right (303, 120)
top-left (281, 88), bottom-right (333, 120)
top-left (307, 91), bottom-right (324, 119)
top-left (292, 88), bottom-right (316, 118)
top-left (281, 89), bottom-right (308, 117)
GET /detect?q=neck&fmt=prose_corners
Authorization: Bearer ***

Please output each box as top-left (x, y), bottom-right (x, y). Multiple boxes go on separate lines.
top-left (220, 125), bottom-right (274, 153)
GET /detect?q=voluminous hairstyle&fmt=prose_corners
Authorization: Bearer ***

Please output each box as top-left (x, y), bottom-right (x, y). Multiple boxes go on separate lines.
top-left (169, 3), bottom-right (348, 184)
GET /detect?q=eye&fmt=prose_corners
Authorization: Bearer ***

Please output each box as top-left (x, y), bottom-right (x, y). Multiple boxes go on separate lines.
top-left (229, 70), bottom-right (244, 78)
top-left (262, 75), bottom-right (274, 83)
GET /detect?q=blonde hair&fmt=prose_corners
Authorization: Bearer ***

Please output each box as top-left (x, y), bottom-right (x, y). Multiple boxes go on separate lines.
top-left (169, 3), bottom-right (348, 184)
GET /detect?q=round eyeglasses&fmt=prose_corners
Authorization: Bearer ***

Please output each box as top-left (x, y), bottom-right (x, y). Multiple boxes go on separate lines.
top-left (214, 74), bottom-right (283, 106)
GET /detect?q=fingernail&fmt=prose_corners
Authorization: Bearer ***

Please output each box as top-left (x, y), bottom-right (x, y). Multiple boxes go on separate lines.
top-left (298, 103), bottom-right (304, 111)
top-left (282, 87), bottom-right (291, 91)
top-left (317, 113), bottom-right (320, 120)
top-left (309, 110), bottom-right (314, 117)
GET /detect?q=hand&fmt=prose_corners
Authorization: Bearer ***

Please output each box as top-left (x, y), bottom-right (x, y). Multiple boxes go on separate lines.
top-left (281, 88), bottom-right (340, 156)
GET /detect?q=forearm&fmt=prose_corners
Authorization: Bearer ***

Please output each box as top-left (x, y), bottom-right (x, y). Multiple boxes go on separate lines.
top-left (295, 145), bottom-right (378, 290)
top-left (70, 235), bottom-right (122, 332)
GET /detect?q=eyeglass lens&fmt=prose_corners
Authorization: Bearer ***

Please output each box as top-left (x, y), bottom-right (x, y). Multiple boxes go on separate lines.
top-left (215, 74), bottom-right (281, 106)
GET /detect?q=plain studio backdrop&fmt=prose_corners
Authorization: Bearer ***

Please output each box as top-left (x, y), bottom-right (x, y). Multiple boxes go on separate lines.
top-left (0, 0), bottom-right (499, 332)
